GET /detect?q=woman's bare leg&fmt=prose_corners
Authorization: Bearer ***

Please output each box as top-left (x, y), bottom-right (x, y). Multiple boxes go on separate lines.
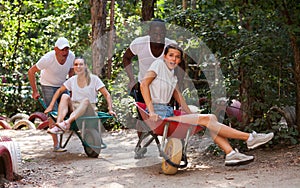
top-left (66, 98), bottom-right (96, 125)
top-left (210, 131), bottom-right (233, 154)
top-left (167, 114), bottom-right (250, 141)
top-left (49, 118), bottom-right (59, 147)
top-left (203, 114), bottom-right (249, 141)
top-left (56, 94), bottom-right (72, 123)
top-left (166, 113), bottom-right (273, 165)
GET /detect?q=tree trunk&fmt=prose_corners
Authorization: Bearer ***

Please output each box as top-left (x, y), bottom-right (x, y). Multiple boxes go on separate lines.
top-left (90, 0), bottom-right (107, 76)
top-left (191, 0), bottom-right (196, 9)
top-left (239, 66), bottom-right (251, 129)
top-left (281, 1), bottom-right (300, 134)
top-left (182, 0), bottom-right (187, 10)
top-left (107, 0), bottom-right (115, 79)
top-left (142, 0), bottom-right (155, 21)
top-left (238, 1), bottom-right (252, 128)
top-left (291, 35), bottom-right (300, 133)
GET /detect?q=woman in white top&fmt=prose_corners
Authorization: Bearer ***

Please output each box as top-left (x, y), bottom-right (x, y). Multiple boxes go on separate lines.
top-left (45, 57), bottom-right (116, 134)
top-left (140, 44), bottom-right (274, 166)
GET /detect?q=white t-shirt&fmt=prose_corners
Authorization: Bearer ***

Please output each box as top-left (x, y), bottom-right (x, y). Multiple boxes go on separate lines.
top-left (130, 35), bottom-right (176, 82)
top-left (63, 74), bottom-right (105, 103)
top-left (147, 59), bottom-right (178, 104)
top-left (36, 50), bottom-right (75, 87)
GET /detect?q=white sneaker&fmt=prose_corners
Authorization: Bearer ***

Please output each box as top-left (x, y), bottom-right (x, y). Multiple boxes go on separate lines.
top-left (47, 126), bottom-right (64, 134)
top-left (247, 131), bottom-right (274, 149)
top-left (225, 149), bottom-right (254, 166)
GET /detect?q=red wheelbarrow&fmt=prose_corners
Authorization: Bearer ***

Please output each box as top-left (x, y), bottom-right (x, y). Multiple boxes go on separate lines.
top-left (134, 102), bottom-right (205, 175)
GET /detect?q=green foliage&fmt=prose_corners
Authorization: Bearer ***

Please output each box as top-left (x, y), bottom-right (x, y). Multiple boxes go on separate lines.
top-left (166, 0), bottom-right (298, 144)
top-left (1, 0), bottom-right (300, 145)
top-left (0, 0), bottom-right (90, 116)
top-left (106, 68), bottom-right (137, 130)
top-left (206, 143), bottom-right (224, 157)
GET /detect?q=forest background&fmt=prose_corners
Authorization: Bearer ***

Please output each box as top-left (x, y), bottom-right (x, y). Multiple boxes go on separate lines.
top-left (1, 0), bottom-right (300, 147)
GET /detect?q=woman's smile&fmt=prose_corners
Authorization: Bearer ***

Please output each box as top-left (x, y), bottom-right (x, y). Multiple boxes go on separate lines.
top-left (74, 59), bottom-right (85, 74)
top-left (164, 48), bottom-right (182, 70)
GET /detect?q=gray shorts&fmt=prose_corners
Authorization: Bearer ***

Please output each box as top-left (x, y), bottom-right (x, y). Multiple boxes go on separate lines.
top-left (41, 85), bottom-right (69, 111)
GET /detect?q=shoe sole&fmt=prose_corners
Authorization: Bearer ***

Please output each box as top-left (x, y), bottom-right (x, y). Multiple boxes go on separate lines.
top-left (47, 129), bottom-right (63, 135)
top-left (247, 133), bottom-right (274, 149)
top-left (225, 157), bottom-right (254, 166)
top-left (53, 149), bottom-right (67, 152)
top-left (54, 123), bottom-right (67, 133)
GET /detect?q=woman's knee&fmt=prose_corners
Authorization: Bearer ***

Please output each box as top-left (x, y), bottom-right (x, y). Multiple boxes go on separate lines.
top-left (197, 114), bottom-right (218, 126)
top-left (81, 98), bottom-right (90, 106)
top-left (209, 114), bottom-right (218, 121)
top-left (61, 94), bottom-right (71, 102)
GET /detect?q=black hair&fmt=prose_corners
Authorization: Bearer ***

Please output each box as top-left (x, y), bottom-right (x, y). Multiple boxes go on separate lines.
top-left (164, 44), bottom-right (184, 61)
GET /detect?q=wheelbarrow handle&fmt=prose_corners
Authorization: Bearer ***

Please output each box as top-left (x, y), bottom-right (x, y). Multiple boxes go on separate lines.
top-left (38, 97), bottom-right (48, 110)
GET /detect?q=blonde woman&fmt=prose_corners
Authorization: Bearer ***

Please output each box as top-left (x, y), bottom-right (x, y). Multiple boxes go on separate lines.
top-left (45, 57), bottom-right (116, 137)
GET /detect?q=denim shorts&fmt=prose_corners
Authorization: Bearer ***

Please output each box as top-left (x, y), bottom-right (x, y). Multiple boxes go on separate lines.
top-left (41, 85), bottom-right (69, 111)
top-left (146, 104), bottom-right (174, 119)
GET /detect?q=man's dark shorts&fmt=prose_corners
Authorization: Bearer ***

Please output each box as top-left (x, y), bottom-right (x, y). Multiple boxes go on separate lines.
top-left (129, 82), bottom-right (145, 103)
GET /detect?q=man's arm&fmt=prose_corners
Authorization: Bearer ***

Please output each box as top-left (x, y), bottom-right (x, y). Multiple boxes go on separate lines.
top-left (122, 48), bottom-right (136, 90)
top-left (27, 65), bottom-right (40, 100)
top-left (68, 68), bottom-right (75, 78)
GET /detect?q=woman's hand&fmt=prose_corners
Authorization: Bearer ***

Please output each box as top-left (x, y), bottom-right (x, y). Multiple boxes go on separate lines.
top-left (108, 110), bottom-right (116, 117)
top-left (149, 112), bottom-right (160, 121)
top-left (44, 105), bottom-right (53, 114)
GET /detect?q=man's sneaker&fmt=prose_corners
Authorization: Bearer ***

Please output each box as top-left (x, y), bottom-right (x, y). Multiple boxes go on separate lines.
top-left (53, 146), bottom-right (67, 152)
top-left (225, 149), bottom-right (254, 166)
top-left (247, 131), bottom-right (274, 149)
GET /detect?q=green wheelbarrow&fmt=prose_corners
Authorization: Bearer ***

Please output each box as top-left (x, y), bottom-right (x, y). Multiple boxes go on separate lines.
top-left (38, 98), bottom-right (113, 158)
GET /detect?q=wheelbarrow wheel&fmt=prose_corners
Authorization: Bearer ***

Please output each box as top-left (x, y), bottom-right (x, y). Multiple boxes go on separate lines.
top-left (28, 112), bottom-right (48, 124)
top-left (83, 128), bottom-right (101, 158)
top-left (0, 120), bottom-right (11, 129)
top-left (161, 138), bottom-right (182, 175)
top-left (13, 119), bottom-right (36, 130)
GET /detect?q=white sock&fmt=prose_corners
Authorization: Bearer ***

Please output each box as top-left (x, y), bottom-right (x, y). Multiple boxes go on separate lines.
top-left (227, 150), bottom-right (236, 157)
top-left (247, 133), bottom-right (254, 142)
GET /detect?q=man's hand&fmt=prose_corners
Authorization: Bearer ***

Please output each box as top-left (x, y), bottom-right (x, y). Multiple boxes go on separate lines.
top-left (32, 91), bottom-right (40, 100)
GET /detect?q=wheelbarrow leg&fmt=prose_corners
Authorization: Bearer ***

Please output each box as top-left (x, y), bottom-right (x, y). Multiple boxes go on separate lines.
top-left (134, 131), bottom-right (151, 159)
top-left (59, 131), bottom-right (74, 149)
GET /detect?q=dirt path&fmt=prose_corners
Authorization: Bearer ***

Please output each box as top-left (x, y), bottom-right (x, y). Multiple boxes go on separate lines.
top-left (2, 129), bottom-right (300, 188)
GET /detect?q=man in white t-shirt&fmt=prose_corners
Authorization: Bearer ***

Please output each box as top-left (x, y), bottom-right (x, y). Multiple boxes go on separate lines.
top-left (123, 19), bottom-right (177, 103)
top-left (28, 37), bottom-right (75, 152)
